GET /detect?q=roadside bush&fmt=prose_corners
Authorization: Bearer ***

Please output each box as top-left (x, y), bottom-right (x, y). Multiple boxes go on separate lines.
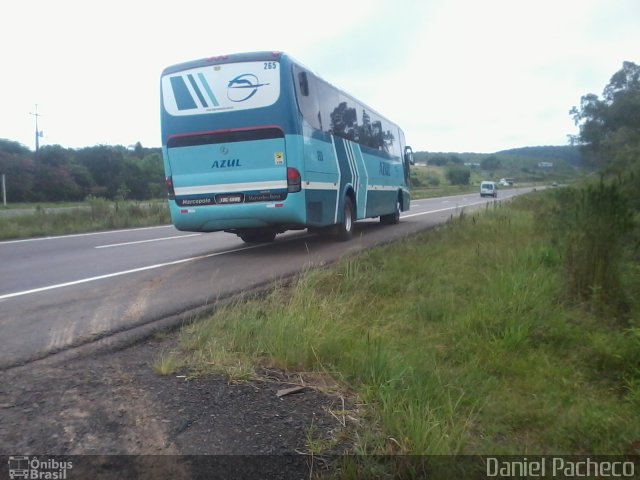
top-left (427, 176), bottom-right (440, 187)
top-left (547, 179), bottom-right (635, 314)
top-left (86, 195), bottom-right (111, 221)
top-left (445, 165), bottom-right (471, 185)
top-left (410, 172), bottom-right (424, 188)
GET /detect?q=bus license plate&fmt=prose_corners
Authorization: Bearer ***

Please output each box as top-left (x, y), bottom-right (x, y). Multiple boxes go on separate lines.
top-left (216, 194), bottom-right (243, 204)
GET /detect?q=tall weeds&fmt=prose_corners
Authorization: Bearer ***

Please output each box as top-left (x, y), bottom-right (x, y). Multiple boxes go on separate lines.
top-left (546, 178), bottom-right (635, 314)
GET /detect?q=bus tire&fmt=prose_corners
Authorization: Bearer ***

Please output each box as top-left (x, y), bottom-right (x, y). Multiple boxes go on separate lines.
top-left (380, 199), bottom-right (400, 225)
top-left (336, 196), bottom-right (354, 241)
top-left (238, 231), bottom-right (276, 243)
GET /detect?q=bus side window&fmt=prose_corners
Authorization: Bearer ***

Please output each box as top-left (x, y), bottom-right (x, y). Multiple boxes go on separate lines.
top-left (294, 66), bottom-right (321, 130)
top-left (299, 72), bottom-right (309, 96)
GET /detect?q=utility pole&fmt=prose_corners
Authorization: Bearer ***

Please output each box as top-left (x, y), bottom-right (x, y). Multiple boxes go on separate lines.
top-left (1, 174), bottom-right (6, 206)
top-left (29, 104), bottom-right (43, 153)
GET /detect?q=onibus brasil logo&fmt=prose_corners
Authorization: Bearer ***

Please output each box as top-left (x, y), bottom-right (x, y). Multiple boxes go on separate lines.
top-left (8, 456), bottom-right (73, 479)
top-left (226, 74), bottom-right (270, 103)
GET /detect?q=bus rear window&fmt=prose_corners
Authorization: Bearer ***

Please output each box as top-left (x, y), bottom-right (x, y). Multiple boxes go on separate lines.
top-left (162, 61), bottom-right (280, 116)
top-left (167, 128), bottom-right (284, 148)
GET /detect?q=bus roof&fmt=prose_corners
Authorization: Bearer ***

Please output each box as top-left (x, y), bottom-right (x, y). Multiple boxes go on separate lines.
top-left (161, 51), bottom-right (403, 133)
top-left (161, 51), bottom-right (289, 76)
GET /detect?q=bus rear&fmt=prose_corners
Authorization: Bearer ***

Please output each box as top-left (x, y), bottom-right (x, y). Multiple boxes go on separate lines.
top-left (160, 52), bottom-right (304, 243)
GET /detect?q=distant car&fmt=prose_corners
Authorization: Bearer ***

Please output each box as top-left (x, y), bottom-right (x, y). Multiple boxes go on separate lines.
top-left (499, 179), bottom-right (509, 186)
top-left (480, 181), bottom-right (498, 198)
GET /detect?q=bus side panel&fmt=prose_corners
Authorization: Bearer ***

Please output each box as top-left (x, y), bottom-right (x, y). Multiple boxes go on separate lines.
top-left (331, 137), bottom-right (354, 217)
top-left (402, 188), bottom-right (411, 212)
top-left (298, 132), bottom-right (404, 225)
top-left (348, 143), bottom-right (369, 219)
top-left (301, 132), bottom-right (340, 227)
top-left (305, 188), bottom-right (338, 225)
top-left (362, 149), bottom-right (403, 218)
top-left (366, 186), bottom-right (397, 217)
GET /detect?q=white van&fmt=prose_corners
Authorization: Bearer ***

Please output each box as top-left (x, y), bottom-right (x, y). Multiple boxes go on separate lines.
top-left (480, 181), bottom-right (497, 198)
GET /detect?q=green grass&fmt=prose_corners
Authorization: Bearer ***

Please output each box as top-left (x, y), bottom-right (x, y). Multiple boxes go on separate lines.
top-left (162, 191), bottom-right (639, 476)
top-left (0, 198), bottom-right (170, 240)
top-left (153, 349), bottom-right (185, 376)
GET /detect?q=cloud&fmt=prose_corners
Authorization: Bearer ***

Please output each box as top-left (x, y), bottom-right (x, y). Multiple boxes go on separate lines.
top-left (1, 0), bottom-right (639, 152)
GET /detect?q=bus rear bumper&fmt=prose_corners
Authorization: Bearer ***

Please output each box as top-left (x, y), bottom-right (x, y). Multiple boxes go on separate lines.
top-left (168, 196), bottom-right (306, 232)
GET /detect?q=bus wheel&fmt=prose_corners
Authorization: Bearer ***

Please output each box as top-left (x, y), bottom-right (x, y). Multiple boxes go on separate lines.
top-left (238, 231), bottom-right (276, 243)
top-left (380, 199), bottom-right (400, 225)
top-left (336, 196), bottom-right (354, 241)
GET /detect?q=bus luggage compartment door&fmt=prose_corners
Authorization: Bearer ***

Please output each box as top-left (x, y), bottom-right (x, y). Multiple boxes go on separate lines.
top-left (167, 128), bottom-right (288, 208)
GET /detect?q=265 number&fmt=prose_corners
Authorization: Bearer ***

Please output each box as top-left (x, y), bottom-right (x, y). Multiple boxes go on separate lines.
top-left (264, 62), bottom-right (277, 70)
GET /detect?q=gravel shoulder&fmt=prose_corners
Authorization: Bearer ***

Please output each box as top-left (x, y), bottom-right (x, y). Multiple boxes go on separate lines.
top-left (0, 333), bottom-right (355, 478)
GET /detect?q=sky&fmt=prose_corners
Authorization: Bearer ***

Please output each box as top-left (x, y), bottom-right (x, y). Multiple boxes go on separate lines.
top-left (1, 0), bottom-right (638, 154)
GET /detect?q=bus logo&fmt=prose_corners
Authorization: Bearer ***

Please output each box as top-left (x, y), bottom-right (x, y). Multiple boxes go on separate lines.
top-left (8, 457), bottom-right (29, 479)
top-left (8, 456), bottom-right (73, 479)
top-left (211, 159), bottom-right (241, 168)
top-left (227, 74), bottom-right (270, 103)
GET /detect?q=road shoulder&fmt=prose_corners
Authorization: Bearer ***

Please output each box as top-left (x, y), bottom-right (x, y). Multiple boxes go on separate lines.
top-left (0, 333), bottom-right (353, 475)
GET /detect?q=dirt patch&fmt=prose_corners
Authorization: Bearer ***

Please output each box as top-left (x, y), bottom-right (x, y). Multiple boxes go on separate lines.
top-left (0, 334), bottom-right (356, 478)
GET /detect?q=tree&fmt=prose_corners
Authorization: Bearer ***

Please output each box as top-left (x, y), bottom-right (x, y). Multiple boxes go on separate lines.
top-left (0, 139), bottom-right (31, 155)
top-left (446, 165), bottom-right (471, 185)
top-left (0, 153), bottom-right (36, 202)
top-left (38, 145), bottom-right (70, 167)
top-left (33, 163), bottom-right (83, 201)
top-left (427, 154), bottom-right (449, 166)
top-left (0, 140), bottom-right (166, 202)
top-left (570, 61), bottom-right (640, 169)
top-left (133, 141), bottom-right (145, 160)
top-left (141, 153), bottom-right (166, 198)
top-left (68, 163), bottom-right (95, 197)
top-left (75, 146), bottom-right (127, 199)
top-left (481, 155), bottom-right (501, 171)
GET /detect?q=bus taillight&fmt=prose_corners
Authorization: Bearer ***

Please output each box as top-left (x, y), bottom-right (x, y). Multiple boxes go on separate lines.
top-left (287, 167), bottom-right (301, 193)
top-left (166, 176), bottom-right (175, 199)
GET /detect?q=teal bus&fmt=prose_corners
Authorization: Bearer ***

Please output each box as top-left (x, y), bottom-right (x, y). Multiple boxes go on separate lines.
top-left (160, 51), bottom-right (413, 243)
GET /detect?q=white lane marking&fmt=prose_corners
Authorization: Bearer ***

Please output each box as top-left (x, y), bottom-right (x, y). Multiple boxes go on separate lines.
top-left (2, 196), bottom-right (506, 299)
top-left (95, 233), bottom-right (201, 249)
top-left (0, 242), bottom-right (270, 301)
top-left (0, 225), bottom-right (174, 245)
top-left (401, 200), bottom-right (487, 219)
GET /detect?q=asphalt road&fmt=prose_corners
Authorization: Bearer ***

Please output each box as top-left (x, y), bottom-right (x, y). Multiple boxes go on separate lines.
top-left (0, 188), bottom-right (534, 368)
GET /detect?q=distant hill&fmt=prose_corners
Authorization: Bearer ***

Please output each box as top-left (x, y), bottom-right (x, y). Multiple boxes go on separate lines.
top-left (415, 145), bottom-right (582, 167)
top-left (495, 145), bottom-right (582, 166)
top-left (412, 145), bottom-right (585, 183)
